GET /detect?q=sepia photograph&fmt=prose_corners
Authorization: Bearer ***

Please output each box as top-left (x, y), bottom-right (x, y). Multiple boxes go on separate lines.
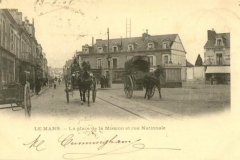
top-left (0, 0), bottom-right (239, 159)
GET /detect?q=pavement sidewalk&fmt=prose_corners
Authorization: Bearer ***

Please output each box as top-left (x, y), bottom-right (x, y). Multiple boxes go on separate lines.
top-left (31, 86), bottom-right (49, 97)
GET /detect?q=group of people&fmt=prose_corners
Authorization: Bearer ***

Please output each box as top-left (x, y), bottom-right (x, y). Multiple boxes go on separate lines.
top-left (100, 76), bottom-right (110, 88)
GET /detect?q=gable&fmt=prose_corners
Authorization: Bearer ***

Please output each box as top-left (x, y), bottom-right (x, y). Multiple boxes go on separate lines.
top-left (171, 35), bottom-right (186, 52)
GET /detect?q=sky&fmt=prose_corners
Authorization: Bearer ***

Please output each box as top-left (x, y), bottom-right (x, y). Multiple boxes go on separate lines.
top-left (1, 0), bottom-right (240, 68)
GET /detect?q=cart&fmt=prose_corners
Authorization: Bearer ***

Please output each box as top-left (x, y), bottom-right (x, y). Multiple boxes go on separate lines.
top-left (63, 63), bottom-right (97, 104)
top-left (124, 55), bottom-right (155, 99)
top-left (0, 82), bottom-right (31, 117)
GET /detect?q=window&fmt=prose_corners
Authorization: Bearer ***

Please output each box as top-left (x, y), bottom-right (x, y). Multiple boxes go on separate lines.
top-left (128, 44), bottom-right (134, 51)
top-left (97, 47), bottom-right (103, 53)
top-left (112, 46), bottom-right (117, 52)
top-left (216, 38), bottom-right (222, 46)
top-left (84, 48), bottom-right (89, 53)
top-left (216, 53), bottom-right (223, 65)
top-left (163, 42), bottom-right (169, 49)
top-left (148, 43), bottom-right (154, 49)
top-left (112, 58), bottom-right (118, 69)
top-left (164, 55), bottom-right (168, 64)
top-left (96, 59), bottom-right (103, 69)
top-left (162, 54), bottom-right (169, 64)
top-left (10, 30), bottom-right (14, 52)
top-left (147, 55), bottom-right (156, 67)
top-left (2, 21), bottom-right (5, 47)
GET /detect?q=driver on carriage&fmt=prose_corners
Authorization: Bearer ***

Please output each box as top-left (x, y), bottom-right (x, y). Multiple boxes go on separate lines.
top-left (81, 61), bottom-right (93, 81)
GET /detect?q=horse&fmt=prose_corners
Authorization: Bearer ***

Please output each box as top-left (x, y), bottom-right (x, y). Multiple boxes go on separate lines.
top-left (77, 61), bottom-right (95, 107)
top-left (143, 66), bottom-right (164, 100)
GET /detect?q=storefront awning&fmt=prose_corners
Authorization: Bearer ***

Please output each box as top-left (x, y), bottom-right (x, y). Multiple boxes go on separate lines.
top-left (205, 66), bottom-right (230, 74)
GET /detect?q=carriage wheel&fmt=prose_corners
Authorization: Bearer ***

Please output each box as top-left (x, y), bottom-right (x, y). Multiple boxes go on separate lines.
top-left (124, 75), bottom-right (133, 99)
top-left (24, 84), bottom-right (31, 117)
top-left (92, 78), bottom-right (97, 103)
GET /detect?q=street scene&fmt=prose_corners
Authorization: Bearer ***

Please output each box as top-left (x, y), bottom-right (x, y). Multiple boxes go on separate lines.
top-left (0, 81), bottom-right (230, 120)
top-left (1, 1), bottom-right (238, 160)
top-left (0, 4), bottom-right (231, 120)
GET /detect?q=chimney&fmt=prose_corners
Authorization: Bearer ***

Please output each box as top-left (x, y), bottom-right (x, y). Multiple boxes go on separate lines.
top-left (142, 29), bottom-right (149, 41)
top-left (92, 37), bottom-right (94, 46)
top-left (207, 29), bottom-right (216, 40)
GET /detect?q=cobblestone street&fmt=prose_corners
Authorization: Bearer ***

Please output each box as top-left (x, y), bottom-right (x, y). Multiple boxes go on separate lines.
top-left (0, 82), bottom-right (230, 120)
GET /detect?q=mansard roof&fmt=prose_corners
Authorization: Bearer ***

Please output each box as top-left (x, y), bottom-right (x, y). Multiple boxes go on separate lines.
top-left (92, 34), bottom-right (178, 53)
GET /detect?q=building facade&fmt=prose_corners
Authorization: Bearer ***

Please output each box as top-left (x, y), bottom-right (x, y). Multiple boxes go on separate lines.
top-left (204, 29), bottom-right (230, 84)
top-left (77, 30), bottom-right (187, 83)
top-left (0, 9), bottom-right (48, 88)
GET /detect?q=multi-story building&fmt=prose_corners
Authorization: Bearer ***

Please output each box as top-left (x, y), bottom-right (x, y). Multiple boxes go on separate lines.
top-left (204, 29), bottom-right (230, 84)
top-left (0, 9), bottom-right (18, 85)
top-left (0, 9), bottom-right (47, 87)
top-left (77, 30), bottom-right (187, 83)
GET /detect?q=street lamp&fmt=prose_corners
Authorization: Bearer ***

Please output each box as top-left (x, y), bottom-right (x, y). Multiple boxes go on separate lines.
top-left (106, 54), bottom-right (112, 88)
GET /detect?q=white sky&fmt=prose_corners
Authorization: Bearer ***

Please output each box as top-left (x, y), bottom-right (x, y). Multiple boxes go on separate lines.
top-left (1, 0), bottom-right (240, 68)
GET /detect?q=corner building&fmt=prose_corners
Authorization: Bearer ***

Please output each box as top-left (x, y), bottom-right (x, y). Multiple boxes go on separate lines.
top-left (78, 31), bottom-right (187, 83)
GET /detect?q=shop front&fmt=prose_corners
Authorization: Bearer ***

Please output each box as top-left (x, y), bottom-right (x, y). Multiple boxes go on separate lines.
top-left (205, 66), bottom-right (230, 84)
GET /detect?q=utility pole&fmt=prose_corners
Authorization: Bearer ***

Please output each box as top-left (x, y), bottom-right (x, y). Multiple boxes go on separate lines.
top-left (107, 28), bottom-right (111, 88)
top-left (107, 28), bottom-right (109, 53)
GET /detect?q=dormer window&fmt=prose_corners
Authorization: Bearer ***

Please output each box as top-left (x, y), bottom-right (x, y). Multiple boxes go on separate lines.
top-left (84, 48), bottom-right (89, 53)
top-left (97, 47), bottom-right (103, 53)
top-left (162, 42), bottom-right (169, 49)
top-left (128, 44), bottom-right (134, 51)
top-left (112, 46), bottom-right (118, 52)
top-left (148, 43), bottom-right (154, 50)
top-left (216, 38), bottom-right (223, 46)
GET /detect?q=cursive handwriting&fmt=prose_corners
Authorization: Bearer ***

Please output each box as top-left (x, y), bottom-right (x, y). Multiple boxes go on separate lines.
top-left (58, 134), bottom-right (131, 150)
top-left (23, 134), bottom-right (46, 151)
top-left (62, 139), bottom-right (181, 160)
top-left (23, 134), bottom-right (181, 159)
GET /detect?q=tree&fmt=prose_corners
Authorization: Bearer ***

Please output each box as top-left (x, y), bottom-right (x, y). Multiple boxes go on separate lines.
top-left (195, 54), bottom-right (203, 66)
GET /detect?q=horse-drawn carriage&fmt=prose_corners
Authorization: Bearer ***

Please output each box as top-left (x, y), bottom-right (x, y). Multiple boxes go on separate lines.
top-left (0, 74), bottom-right (31, 117)
top-left (124, 55), bottom-right (160, 99)
top-left (64, 59), bottom-right (97, 106)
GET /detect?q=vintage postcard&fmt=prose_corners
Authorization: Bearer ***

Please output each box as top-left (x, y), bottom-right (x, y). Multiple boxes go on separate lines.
top-left (0, 0), bottom-right (239, 159)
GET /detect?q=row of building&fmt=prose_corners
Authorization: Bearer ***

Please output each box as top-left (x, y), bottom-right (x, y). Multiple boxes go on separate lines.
top-left (64, 28), bottom-right (230, 84)
top-left (0, 9), bottom-right (48, 86)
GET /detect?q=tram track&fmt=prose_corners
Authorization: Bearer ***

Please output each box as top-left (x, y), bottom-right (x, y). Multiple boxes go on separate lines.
top-left (96, 92), bottom-right (181, 120)
top-left (96, 96), bottom-right (148, 121)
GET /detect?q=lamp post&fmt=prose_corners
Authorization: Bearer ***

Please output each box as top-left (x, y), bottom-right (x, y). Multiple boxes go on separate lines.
top-left (107, 54), bottom-right (112, 88)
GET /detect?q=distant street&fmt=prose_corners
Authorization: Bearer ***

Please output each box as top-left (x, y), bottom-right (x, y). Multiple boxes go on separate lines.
top-left (0, 82), bottom-right (230, 120)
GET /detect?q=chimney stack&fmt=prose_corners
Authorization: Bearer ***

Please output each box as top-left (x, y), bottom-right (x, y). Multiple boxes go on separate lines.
top-left (207, 29), bottom-right (216, 40)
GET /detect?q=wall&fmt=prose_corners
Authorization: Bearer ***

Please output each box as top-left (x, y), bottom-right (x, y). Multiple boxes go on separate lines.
top-left (187, 67), bottom-right (194, 81)
top-left (193, 66), bottom-right (206, 83)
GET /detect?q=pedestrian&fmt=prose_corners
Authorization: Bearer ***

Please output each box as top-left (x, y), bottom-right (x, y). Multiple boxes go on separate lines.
top-left (100, 76), bottom-right (104, 88)
top-left (211, 75), bottom-right (214, 85)
top-left (35, 77), bottom-right (41, 95)
top-left (58, 78), bottom-right (61, 85)
top-left (54, 81), bottom-right (56, 89)
top-left (105, 76), bottom-right (109, 88)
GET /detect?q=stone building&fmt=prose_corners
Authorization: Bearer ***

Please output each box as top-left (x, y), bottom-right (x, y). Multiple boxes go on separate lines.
top-left (77, 30), bottom-right (187, 83)
top-left (0, 9), bottom-right (47, 88)
top-left (204, 29), bottom-right (230, 84)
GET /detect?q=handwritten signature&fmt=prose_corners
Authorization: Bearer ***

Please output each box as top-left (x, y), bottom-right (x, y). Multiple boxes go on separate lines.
top-left (24, 134), bottom-right (181, 159)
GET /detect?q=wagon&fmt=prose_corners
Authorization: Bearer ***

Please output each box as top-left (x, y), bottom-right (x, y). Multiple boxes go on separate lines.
top-left (0, 81), bottom-right (31, 117)
top-left (63, 62), bottom-right (97, 104)
top-left (124, 55), bottom-right (155, 99)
